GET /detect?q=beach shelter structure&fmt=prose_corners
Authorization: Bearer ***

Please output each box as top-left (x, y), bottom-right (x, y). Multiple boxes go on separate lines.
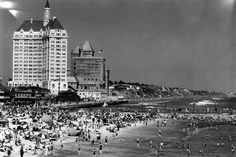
top-left (37, 132), bottom-right (47, 140)
top-left (32, 122), bottom-right (41, 131)
top-left (68, 128), bottom-right (78, 136)
top-left (41, 114), bottom-right (53, 125)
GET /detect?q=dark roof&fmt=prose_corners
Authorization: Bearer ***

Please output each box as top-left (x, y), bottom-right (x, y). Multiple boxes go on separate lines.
top-left (16, 18), bottom-right (64, 32)
top-left (16, 20), bottom-right (43, 31)
top-left (47, 18), bottom-right (64, 29)
top-left (45, 0), bottom-right (50, 8)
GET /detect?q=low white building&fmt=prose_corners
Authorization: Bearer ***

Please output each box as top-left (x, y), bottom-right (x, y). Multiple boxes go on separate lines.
top-left (77, 90), bottom-right (101, 101)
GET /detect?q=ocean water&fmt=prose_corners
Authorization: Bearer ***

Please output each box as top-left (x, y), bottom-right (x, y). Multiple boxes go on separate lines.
top-left (90, 96), bottom-right (236, 114)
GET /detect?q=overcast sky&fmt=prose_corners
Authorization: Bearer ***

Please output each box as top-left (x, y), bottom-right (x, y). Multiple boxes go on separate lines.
top-left (0, 0), bottom-right (236, 92)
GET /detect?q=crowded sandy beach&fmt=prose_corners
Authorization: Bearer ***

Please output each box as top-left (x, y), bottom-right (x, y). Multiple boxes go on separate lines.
top-left (0, 100), bottom-right (235, 157)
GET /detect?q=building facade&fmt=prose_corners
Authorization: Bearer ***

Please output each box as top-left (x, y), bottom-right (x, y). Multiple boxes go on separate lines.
top-left (69, 41), bottom-right (110, 100)
top-left (71, 41), bottom-right (106, 90)
top-left (11, 19), bottom-right (44, 87)
top-left (9, 0), bottom-right (68, 95)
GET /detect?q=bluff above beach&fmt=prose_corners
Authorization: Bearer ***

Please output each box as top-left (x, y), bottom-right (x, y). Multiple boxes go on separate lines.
top-left (109, 81), bottom-right (226, 100)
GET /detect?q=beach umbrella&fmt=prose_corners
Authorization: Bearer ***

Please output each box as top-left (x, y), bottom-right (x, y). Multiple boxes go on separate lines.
top-left (23, 124), bottom-right (28, 129)
top-left (37, 133), bottom-right (47, 139)
top-left (78, 109), bottom-right (86, 113)
top-left (25, 130), bottom-right (34, 136)
top-left (32, 122), bottom-right (41, 131)
top-left (68, 128), bottom-right (78, 136)
top-left (41, 115), bottom-right (53, 125)
top-left (33, 122), bottom-right (40, 128)
top-left (0, 133), bottom-right (5, 140)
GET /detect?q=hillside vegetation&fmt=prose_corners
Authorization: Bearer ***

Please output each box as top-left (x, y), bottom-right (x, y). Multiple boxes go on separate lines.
top-left (109, 81), bottom-right (224, 99)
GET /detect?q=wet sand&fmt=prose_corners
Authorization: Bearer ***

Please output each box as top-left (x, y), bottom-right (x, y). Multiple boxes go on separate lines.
top-left (35, 119), bottom-right (186, 157)
top-left (35, 119), bottom-right (236, 157)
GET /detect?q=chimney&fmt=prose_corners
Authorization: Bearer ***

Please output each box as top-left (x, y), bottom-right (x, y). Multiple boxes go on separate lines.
top-left (53, 16), bottom-right (56, 21)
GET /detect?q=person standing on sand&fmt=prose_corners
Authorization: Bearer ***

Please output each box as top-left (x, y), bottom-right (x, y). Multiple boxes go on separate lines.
top-left (7, 146), bottom-right (12, 157)
top-left (51, 143), bottom-right (54, 155)
top-left (20, 146), bottom-right (24, 157)
top-left (160, 142), bottom-right (164, 151)
top-left (187, 144), bottom-right (191, 157)
top-left (137, 138), bottom-right (140, 147)
top-left (149, 140), bottom-right (153, 147)
top-left (60, 140), bottom-right (63, 149)
top-left (99, 143), bottom-right (103, 154)
top-left (34, 144), bottom-right (37, 155)
top-left (88, 133), bottom-right (91, 141)
top-left (78, 146), bottom-right (81, 156)
top-left (105, 136), bottom-right (108, 146)
top-left (158, 129), bottom-right (162, 137)
top-left (93, 148), bottom-right (96, 157)
top-left (231, 144), bottom-right (235, 153)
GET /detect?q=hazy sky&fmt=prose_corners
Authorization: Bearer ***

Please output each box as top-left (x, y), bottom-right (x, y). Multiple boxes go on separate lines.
top-left (0, 0), bottom-right (236, 92)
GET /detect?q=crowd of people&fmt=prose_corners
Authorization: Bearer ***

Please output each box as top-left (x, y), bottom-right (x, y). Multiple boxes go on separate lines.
top-left (0, 104), bottom-right (157, 156)
top-left (0, 103), bottom-right (235, 156)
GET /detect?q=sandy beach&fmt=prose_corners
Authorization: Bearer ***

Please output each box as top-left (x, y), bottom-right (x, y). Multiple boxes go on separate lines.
top-left (0, 100), bottom-right (235, 157)
top-left (34, 118), bottom-right (236, 157)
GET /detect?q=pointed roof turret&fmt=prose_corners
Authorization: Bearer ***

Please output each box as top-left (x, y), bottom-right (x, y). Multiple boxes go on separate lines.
top-left (82, 41), bottom-right (94, 52)
top-left (45, 0), bottom-right (50, 8)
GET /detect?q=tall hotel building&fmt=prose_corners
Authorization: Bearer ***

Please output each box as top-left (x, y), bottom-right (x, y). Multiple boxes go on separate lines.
top-left (70, 41), bottom-right (106, 90)
top-left (10, 0), bottom-right (68, 95)
top-left (69, 41), bottom-right (110, 100)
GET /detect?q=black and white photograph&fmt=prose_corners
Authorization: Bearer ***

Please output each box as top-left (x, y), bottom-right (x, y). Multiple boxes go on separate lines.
top-left (0, 0), bottom-right (236, 156)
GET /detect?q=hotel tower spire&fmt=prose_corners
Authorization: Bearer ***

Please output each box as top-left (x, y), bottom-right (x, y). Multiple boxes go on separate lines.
top-left (43, 0), bottom-right (51, 26)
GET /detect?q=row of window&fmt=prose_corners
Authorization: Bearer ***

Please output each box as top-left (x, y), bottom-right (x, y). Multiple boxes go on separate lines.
top-left (14, 46), bottom-right (42, 49)
top-left (84, 78), bottom-right (99, 81)
top-left (14, 61), bottom-right (42, 64)
top-left (14, 39), bottom-right (43, 42)
top-left (14, 53), bottom-right (42, 56)
top-left (50, 68), bottom-right (66, 70)
top-left (50, 56), bottom-right (66, 59)
top-left (50, 71), bottom-right (66, 74)
top-left (50, 60), bottom-right (66, 63)
top-left (50, 52), bottom-right (66, 55)
top-left (77, 72), bottom-right (102, 76)
top-left (14, 75), bottom-right (42, 78)
top-left (14, 67), bottom-right (42, 70)
top-left (13, 79), bottom-right (42, 82)
top-left (14, 34), bottom-right (43, 38)
top-left (50, 63), bottom-right (66, 66)
top-left (50, 75), bottom-right (66, 78)
top-left (77, 59), bottom-right (102, 64)
top-left (50, 33), bottom-right (67, 36)
top-left (14, 42), bottom-right (42, 45)
top-left (50, 48), bottom-right (66, 51)
top-left (14, 71), bottom-right (42, 74)
top-left (14, 57), bottom-right (42, 60)
top-left (14, 68), bottom-right (42, 71)
top-left (14, 50), bottom-right (43, 52)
